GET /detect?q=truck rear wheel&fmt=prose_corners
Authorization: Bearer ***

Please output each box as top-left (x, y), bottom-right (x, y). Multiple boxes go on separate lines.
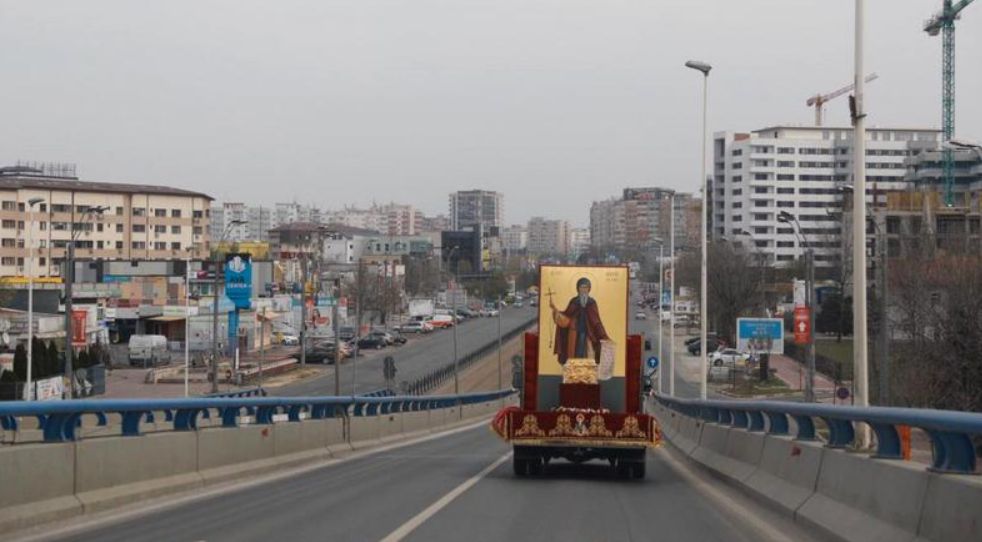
top-left (513, 454), bottom-right (543, 476)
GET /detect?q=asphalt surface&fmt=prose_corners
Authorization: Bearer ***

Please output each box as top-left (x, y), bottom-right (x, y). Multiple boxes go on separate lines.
top-left (46, 421), bottom-right (816, 542)
top-left (274, 307), bottom-right (537, 396)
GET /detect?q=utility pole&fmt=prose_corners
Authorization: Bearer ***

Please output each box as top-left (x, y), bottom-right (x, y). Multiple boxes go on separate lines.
top-left (669, 196), bottom-right (676, 397)
top-left (211, 245), bottom-right (221, 393)
top-left (64, 205), bottom-right (107, 398)
top-left (657, 244), bottom-right (664, 394)
top-left (333, 277), bottom-right (341, 397)
top-left (26, 197), bottom-right (44, 401)
top-left (300, 251), bottom-right (308, 368)
top-left (259, 306), bottom-right (266, 390)
top-left (497, 294), bottom-right (503, 391)
top-left (806, 247), bottom-right (816, 402)
top-left (853, 0), bottom-right (871, 447)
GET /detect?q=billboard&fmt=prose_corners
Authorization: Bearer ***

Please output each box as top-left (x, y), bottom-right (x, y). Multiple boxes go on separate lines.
top-left (71, 309), bottom-right (88, 347)
top-left (736, 318), bottom-right (784, 355)
top-left (224, 253), bottom-right (253, 310)
top-left (538, 265), bottom-right (628, 379)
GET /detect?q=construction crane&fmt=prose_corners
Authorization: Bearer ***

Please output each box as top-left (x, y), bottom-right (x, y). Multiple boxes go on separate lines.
top-left (805, 73), bottom-right (878, 127)
top-left (924, 0), bottom-right (975, 207)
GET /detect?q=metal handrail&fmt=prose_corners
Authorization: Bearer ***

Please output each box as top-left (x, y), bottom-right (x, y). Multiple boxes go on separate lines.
top-left (655, 394), bottom-right (982, 474)
top-left (0, 389), bottom-right (516, 443)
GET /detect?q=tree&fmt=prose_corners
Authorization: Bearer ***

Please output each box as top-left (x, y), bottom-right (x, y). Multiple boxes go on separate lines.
top-left (674, 241), bottom-right (766, 344)
top-left (12, 343), bottom-right (27, 382)
top-left (816, 292), bottom-right (852, 336)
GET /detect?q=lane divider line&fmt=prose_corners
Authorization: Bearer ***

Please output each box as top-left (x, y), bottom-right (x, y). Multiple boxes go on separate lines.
top-left (379, 451), bottom-right (512, 542)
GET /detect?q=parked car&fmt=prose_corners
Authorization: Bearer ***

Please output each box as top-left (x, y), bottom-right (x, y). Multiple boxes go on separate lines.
top-left (514, 302), bottom-right (524, 308)
top-left (430, 314), bottom-right (455, 328)
top-left (339, 326), bottom-right (356, 341)
top-left (389, 330), bottom-right (408, 345)
top-left (709, 348), bottom-right (754, 367)
top-left (304, 341), bottom-right (341, 363)
top-left (687, 337), bottom-right (720, 356)
top-left (279, 334), bottom-right (300, 346)
top-left (128, 335), bottom-right (169, 367)
top-left (357, 335), bottom-right (387, 350)
top-left (399, 321), bottom-right (431, 334)
top-left (634, 311), bottom-right (647, 320)
top-left (707, 361), bottom-right (733, 382)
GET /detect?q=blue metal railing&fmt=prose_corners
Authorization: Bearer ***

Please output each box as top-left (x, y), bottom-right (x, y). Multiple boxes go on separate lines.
top-left (206, 387), bottom-right (268, 398)
top-left (655, 394), bottom-right (982, 475)
top-left (0, 389), bottom-right (516, 443)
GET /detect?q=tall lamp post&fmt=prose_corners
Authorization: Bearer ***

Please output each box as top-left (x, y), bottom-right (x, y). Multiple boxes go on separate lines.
top-left (853, 0), bottom-right (871, 449)
top-left (448, 246), bottom-right (461, 395)
top-left (669, 194), bottom-right (676, 397)
top-left (685, 59), bottom-right (712, 400)
top-left (778, 210), bottom-right (816, 402)
top-left (25, 197), bottom-right (45, 401)
top-left (657, 244), bottom-right (664, 394)
top-left (210, 219), bottom-right (246, 393)
top-left (184, 247), bottom-right (194, 397)
top-left (64, 205), bottom-right (108, 399)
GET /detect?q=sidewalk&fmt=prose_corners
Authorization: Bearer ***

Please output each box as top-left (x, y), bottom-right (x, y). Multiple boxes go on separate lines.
top-left (767, 354), bottom-right (837, 401)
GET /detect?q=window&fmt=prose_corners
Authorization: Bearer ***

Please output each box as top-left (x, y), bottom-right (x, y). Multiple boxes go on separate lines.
top-left (51, 222), bottom-right (68, 231)
top-left (1, 238), bottom-right (15, 248)
top-left (777, 187), bottom-right (794, 194)
top-left (75, 205), bottom-right (89, 213)
top-left (800, 175), bottom-right (833, 181)
top-left (731, 175), bottom-right (742, 183)
top-left (777, 201), bottom-right (794, 208)
top-left (132, 241), bottom-right (146, 249)
top-left (171, 242), bottom-right (181, 250)
top-left (115, 241), bottom-right (124, 249)
top-left (193, 210), bottom-right (204, 218)
top-left (96, 223), bottom-right (104, 232)
top-left (171, 225), bottom-right (181, 234)
top-left (732, 163), bottom-right (743, 169)
top-left (116, 206), bottom-right (124, 216)
top-left (39, 257), bottom-right (46, 266)
top-left (51, 204), bottom-right (71, 213)
top-left (154, 225), bottom-right (166, 234)
top-left (133, 207), bottom-right (146, 217)
top-left (777, 174), bottom-right (795, 181)
top-left (755, 240), bottom-right (768, 248)
top-left (17, 221), bottom-right (24, 230)
top-left (753, 213), bottom-right (769, 221)
top-left (732, 215), bottom-right (743, 222)
top-left (732, 202), bottom-right (743, 209)
top-left (1, 257), bottom-right (15, 266)
top-left (777, 147), bottom-right (795, 154)
top-left (96, 241), bottom-right (104, 249)
top-left (154, 242), bottom-right (166, 250)
top-left (731, 189), bottom-right (742, 196)
top-left (777, 161), bottom-right (794, 168)
top-left (2, 220), bottom-right (16, 229)
top-left (753, 200), bottom-right (770, 208)
top-left (777, 227), bottom-right (794, 234)
top-left (133, 224), bottom-right (146, 233)
top-left (752, 160), bottom-right (771, 167)
top-left (38, 203), bottom-right (47, 212)
top-left (116, 223), bottom-right (124, 233)
top-left (193, 226), bottom-right (203, 235)
top-left (777, 241), bottom-right (795, 248)
top-left (777, 255), bottom-right (795, 262)
top-left (754, 187), bottom-right (769, 194)
top-left (39, 221), bottom-right (47, 231)
top-left (799, 201), bottom-right (834, 208)
top-left (732, 149), bottom-right (743, 156)
top-left (1, 201), bottom-right (16, 211)
top-left (154, 209), bottom-right (167, 217)
top-left (754, 173), bottom-right (769, 180)
top-left (753, 227), bottom-right (769, 234)
top-left (171, 209), bottom-right (182, 218)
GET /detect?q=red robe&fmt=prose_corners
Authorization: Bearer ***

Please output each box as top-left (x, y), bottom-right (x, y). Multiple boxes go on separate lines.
top-left (553, 297), bottom-right (610, 365)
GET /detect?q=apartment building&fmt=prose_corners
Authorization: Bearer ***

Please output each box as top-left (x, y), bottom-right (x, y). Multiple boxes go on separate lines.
top-left (501, 224), bottom-right (528, 253)
top-left (211, 202), bottom-right (272, 242)
top-left (589, 187), bottom-right (695, 254)
top-left (712, 125), bottom-right (940, 267)
top-left (527, 217), bottom-right (569, 256)
top-left (568, 228), bottom-right (591, 260)
top-left (0, 168), bottom-right (212, 278)
top-left (449, 190), bottom-right (503, 232)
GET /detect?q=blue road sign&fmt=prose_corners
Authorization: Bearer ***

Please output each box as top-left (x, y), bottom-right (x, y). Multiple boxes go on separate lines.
top-left (646, 356), bottom-right (659, 369)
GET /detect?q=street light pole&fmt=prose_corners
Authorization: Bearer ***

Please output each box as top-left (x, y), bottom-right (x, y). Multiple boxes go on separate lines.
top-left (64, 205), bottom-right (107, 399)
top-left (26, 197), bottom-right (44, 401)
top-left (657, 244), bottom-right (664, 395)
top-left (452, 248), bottom-right (460, 396)
top-left (853, 0), bottom-right (871, 446)
top-left (685, 59), bottom-right (712, 400)
top-left (669, 195), bottom-right (676, 397)
top-left (210, 220), bottom-right (245, 394)
top-left (184, 250), bottom-right (192, 397)
top-left (778, 211), bottom-right (816, 402)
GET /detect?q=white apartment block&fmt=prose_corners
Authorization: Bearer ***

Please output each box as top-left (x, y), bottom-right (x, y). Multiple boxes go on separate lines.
top-left (713, 125), bottom-right (940, 267)
top-left (568, 228), bottom-right (591, 259)
top-left (501, 224), bottom-right (528, 252)
top-left (0, 170), bottom-right (212, 278)
top-left (590, 188), bottom-right (694, 253)
top-left (449, 190), bottom-right (503, 232)
top-left (211, 202), bottom-right (272, 242)
top-left (527, 216), bottom-right (569, 256)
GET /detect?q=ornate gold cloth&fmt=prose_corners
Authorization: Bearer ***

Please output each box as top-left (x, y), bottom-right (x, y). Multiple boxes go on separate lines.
top-left (562, 358), bottom-right (598, 384)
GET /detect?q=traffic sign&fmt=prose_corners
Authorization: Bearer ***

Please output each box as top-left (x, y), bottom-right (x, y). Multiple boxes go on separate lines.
top-left (646, 356), bottom-right (659, 370)
top-left (793, 307), bottom-right (811, 345)
top-left (836, 387), bottom-right (850, 401)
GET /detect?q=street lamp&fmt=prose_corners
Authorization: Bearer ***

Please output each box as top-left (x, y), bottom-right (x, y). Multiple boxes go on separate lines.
top-left (685, 59), bottom-right (712, 400)
top-left (25, 197), bottom-right (45, 400)
top-left (853, 0), bottom-right (871, 448)
top-left (447, 245), bottom-right (461, 395)
top-left (777, 210), bottom-right (816, 402)
top-left (210, 219), bottom-right (246, 393)
top-left (669, 194), bottom-right (676, 397)
top-left (184, 246), bottom-right (195, 397)
top-left (64, 205), bottom-right (108, 399)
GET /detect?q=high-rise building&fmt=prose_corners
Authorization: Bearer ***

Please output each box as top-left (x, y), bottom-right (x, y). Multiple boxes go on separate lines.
top-left (211, 202), bottom-right (272, 242)
top-left (568, 228), bottom-right (591, 260)
top-left (712, 125), bottom-right (940, 267)
top-left (527, 217), bottom-right (569, 256)
top-left (589, 187), bottom-right (692, 254)
top-left (449, 190), bottom-right (503, 232)
top-left (0, 167), bottom-right (212, 277)
top-left (501, 224), bottom-right (528, 253)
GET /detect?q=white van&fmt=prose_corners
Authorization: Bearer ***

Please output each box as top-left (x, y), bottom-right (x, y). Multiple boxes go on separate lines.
top-left (128, 335), bottom-right (169, 367)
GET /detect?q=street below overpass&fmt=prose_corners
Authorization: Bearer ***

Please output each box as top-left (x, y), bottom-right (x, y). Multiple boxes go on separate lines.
top-left (34, 419), bottom-right (819, 542)
top-left (275, 307), bottom-right (537, 397)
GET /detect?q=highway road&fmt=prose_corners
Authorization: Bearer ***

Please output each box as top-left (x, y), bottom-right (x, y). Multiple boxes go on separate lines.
top-left (275, 307), bottom-right (537, 396)
top-left (43, 421), bottom-right (817, 542)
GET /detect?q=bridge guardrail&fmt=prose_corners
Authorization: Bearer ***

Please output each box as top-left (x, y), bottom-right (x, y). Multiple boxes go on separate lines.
top-left (0, 389), bottom-right (516, 443)
top-left (655, 394), bottom-right (982, 474)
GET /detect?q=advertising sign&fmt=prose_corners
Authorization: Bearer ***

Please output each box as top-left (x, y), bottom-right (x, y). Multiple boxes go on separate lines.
top-left (793, 307), bottom-right (811, 345)
top-left (538, 265), bottom-right (628, 380)
top-left (224, 253), bottom-right (253, 310)
top-left (24, 376), bottom-right (65, 401)
top-left (71, 309), bottom-right (88, 347)
top-left (736, 318), bottom-right (785, 355)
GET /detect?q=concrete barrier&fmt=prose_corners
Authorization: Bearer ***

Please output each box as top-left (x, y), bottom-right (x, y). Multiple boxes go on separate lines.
top-left (690, 424), bottom-right (762, 484)
top-left (796, 449), bottom-right (929, 542)
top-left (402, 411), bottom-right (430, 435)
top-left (348, 416), bottom-right (380, 449)
top-left (742, 437), bottom-right (823, 517)
top-left (378, 414), bottom-right (404, 442)
top-left (74, 432), bottom-right (202, 513)
top-left (671, 414), bottom-right (704, 456)
top-left (917, 471), bottom-right (982, 542)
top-left (197, 425), bottom-right (277, 484)
top-left (0, 442), bottom-right (80, 532)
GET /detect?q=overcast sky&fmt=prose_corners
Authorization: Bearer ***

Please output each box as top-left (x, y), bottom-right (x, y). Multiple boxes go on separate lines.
top-left (1, 1), bottom-right (979, 227)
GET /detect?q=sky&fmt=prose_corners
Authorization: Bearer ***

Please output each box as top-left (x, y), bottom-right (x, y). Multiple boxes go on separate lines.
top-left (0, 1), bottom-right (980, 228)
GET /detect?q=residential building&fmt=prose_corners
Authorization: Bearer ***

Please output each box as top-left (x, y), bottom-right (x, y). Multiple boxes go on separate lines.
top-left (527, 217), bottom-right (569, 256)
top-left (712, 125), bottom-right (941, 267)
top-left (417, 213), bottom-right (450, 233)
top-left (501, 224), bottom-right (528, 253)
top-left (568, 228), bottom-right (591, 260)
top-left (211, 202), bottom-right (272, 242)
top-left (449, 190), bottom-right (503, 232)
top-left (589, 187), bottom-right (694, 254)
top-left (0, 165), bottom-right (212, 278)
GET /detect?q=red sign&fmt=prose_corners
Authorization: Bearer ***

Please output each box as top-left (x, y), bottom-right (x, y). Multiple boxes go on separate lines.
top-left (71, 309), bottom-right (88, 347)
top-left (793, 307), bottom-right (811, 345)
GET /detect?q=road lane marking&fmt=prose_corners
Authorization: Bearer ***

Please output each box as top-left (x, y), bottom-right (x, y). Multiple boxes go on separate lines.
top-left (379, 451), bottom-right (512, 542)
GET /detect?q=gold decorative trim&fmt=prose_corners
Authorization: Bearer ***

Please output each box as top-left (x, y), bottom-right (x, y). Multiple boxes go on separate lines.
top-left (616, 416), bottom-right (647, 438)
top-left (548, 413), bottom-right (575, 436)
top-left (589, 414), bottom-right (613, 437)
top-left (515, 414), bottom-right (545, 437)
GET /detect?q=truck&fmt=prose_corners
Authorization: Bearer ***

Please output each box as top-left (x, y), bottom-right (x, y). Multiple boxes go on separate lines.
top-left (128, 335), bottom-right (169, 367)
top-left (408, 298), bottom-right (435, 319)
top-left (491, 265), bottom-right (661, 478)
